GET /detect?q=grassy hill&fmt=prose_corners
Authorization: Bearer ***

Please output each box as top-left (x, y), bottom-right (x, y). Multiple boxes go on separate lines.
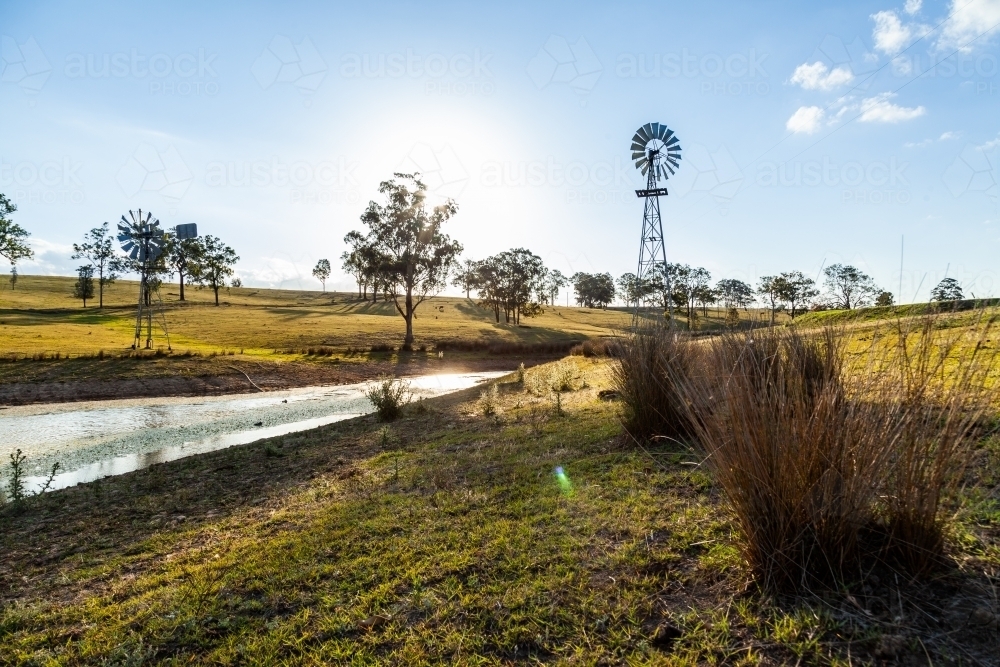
top-left (0, 275), bottom-right (631, 358)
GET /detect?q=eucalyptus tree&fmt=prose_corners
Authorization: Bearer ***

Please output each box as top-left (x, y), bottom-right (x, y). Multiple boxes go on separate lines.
top-left (777, 271), bottom-right (819, 318)
top-left (543, 269), bottom-right (568, 306)
top-left (823, 264), bottom-right (879, 309)
top-left (359, 173), bottom-right (463, 347)
top-left (451, 257), bottom-right (478, 299)
top-left (930, 277), bottom-right (963, 302)
top-left (161, 232), bottom-right (203, 302)
top-left (72, 222), bottom-right (123, 307)
top-left (0, 195), bottom-right (33, 286)
top-left (191, 235), bottom-right (239, 306)
top-left (716, 278), bottom-right (754, 311)
top-left (312, 258), bottom-right (331, 292)
top-left (73, 265), bottom-right (95, 307)
top-left (757, 275), bottom-right (785, 325)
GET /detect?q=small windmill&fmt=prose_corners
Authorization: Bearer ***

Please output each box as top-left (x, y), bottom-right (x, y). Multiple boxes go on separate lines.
top-left (117, 209), bottom-right (171, 350)
top-left (630, 122), bottom-right (681, 325)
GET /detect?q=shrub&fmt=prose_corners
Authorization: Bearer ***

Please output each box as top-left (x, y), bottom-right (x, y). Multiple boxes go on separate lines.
top-left (610, 323), bottom-right (700, 442)
top-left (478, 383), bottom-right (501, 416)
top-left (675, 320), bottom-right (996, 590)
top-left (548, 360), bottom-right (578, 392)
top-left (364, 376), bottom-right (411, 421)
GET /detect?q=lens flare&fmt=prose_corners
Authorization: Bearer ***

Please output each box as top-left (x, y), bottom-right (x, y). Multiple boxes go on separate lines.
top-left (554, 466), bottom-right (573, 495)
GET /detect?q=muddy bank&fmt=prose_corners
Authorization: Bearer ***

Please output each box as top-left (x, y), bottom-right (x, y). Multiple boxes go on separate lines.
top-left (0, 355), bottom-right (552, 405)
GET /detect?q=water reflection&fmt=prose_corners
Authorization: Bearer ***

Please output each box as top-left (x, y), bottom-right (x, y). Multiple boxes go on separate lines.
top-left (3, 372), bottom-right (506, 493)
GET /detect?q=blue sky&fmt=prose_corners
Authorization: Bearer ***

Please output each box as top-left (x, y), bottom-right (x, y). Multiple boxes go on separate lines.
top-left (1, 0), bottom-right (998, 301)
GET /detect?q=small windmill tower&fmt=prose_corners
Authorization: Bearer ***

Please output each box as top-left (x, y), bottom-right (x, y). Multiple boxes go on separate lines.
top-left (117, 209), bottom-right (170, 350)
top-left (630, 122), bottom-right (681, 324)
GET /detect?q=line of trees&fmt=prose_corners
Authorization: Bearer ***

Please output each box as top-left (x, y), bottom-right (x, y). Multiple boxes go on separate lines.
top-left (613, 262), bottom-right (903, 323)
top-left (68, 220), bottom-right (239, 307)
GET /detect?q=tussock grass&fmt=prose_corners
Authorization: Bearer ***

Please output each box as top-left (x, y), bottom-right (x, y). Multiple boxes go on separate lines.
top-left (611, 322), bottom-right (700, 443)
top-left (635, 315), bottom-right (999, 589)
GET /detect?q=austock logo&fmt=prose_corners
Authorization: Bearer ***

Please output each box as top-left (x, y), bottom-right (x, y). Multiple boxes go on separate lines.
top-left (116, 144), bottom-right (194, 202)
top-left (252, 35), bottom-right (327, 93)
top-left (526, 35), bottom-right (602, 94)
top-left (943, 141), bottom-right (1000, 210)
top-left (1, 35), bottom-right (51, 93)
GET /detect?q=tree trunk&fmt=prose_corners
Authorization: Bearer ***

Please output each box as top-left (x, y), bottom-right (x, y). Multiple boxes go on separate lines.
top-left (98, 266), bottom-right (104, 308)
top-left (214, 284), bottom-right (220, 306)
top-left (403, 288), bottom-right (414, 348)
top-left (179, 271), bottom-right (186, 301)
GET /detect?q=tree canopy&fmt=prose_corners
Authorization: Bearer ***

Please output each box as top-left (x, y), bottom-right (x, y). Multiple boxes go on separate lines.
top-left (0, 194), bottom-right (33, 268)
top-left (357, 173), bottom-right (463, 347)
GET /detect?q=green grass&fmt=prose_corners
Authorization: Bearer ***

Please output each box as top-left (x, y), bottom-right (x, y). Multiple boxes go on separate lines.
top-left (2, 358), bottom-right (998, 664)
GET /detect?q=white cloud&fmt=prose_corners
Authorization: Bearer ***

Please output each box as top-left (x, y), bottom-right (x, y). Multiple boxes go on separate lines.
top-left (786, 105), bottom-right (825, 134)
top-left (789, 61), bottom-right (854, 90)
top-left (858, 92), bottom-right (926, 122)
top-left (4, 237), bottom-right (76, 275)
top-left (905, 131), bottom-right (960, 148)
top-left (872, 11), bottom-right (912, 55)
top-left (905, 0), bottom-right (922, 15)
top-left (939, 0), bottom-right (1000, 52)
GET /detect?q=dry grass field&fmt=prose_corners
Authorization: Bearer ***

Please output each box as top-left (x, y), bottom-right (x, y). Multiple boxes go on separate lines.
top-left (0, 275), bottom-right (631, 358)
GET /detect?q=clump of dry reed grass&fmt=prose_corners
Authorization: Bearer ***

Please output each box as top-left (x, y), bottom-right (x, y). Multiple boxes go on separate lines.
top-left (617, 313), bottom-right (998, 590)
top-left (611, 322), bottom-right (700, 442)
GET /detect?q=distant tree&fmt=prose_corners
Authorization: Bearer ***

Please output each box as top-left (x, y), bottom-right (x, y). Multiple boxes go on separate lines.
top-left (650, 262), bottom-right (688, 313)
top-left (191, 235), bottom-right (239, 306)
top-left (571, 272), bottom-right (615, 308)
top-left (668, 265), bottom-right (710, 321)
top-left (9, 266), bottom-right (17, 290)
top-left (875, 291), bottom-right (894, 307)
top-left (359, 173), bottom-right (462, 347)
top-left (472, 249), bottom-right (546, 323)
top-left (73, 265), bottom-right (95, 307)
top-left (473, 257), bottom-right (504, 322)
top-left (823, 264), bottom-right (879, 309)
top-left (931, 277), bottom-right (963, 302)
top-left (0, 195), bottom-right (33, 285)
top-left (757, 275), bottom-right (785, 325)
top-left (72, 222), bottom-right (123, 308)
top-left (312, 258), bottom-right (331, 292)
top-left (340, 232), bottom-right (368, 299)
top-left (616, 273), bottom-right (641, 306)
top-left (162, 234), bottom-right (202, 302)
top-left (542, 268), bottom-right (567, 306)
top-left (451, 257), bottom-right (478, 298)
top-left (693, 283), bottom-right (718, 317)
top-left (500, 248), bottom-right (546, 323)
top-left (777, 271), bottom-right (819, 318)
top-left (716, 278), bottom-right (754, 311)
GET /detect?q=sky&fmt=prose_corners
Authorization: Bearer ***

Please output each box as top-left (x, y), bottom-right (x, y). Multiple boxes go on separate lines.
top-left (1, 0), bottom-right (999, 302)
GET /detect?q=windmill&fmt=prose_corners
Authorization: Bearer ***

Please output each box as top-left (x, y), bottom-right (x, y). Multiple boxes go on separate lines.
top-left (630, 122), bottom-right (681, 325)
top-left (117, 209), bottom-right (171, 350)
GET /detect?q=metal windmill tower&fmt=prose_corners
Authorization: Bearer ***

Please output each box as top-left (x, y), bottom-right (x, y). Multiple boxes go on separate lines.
top-left (630, 122), bottom-right (681, 325)
top-left (117, 210), bottom-right (171, 350)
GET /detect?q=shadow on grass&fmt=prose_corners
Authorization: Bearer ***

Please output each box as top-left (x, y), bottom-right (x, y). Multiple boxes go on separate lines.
top-left (0, 382), bottom-right (490, 606)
